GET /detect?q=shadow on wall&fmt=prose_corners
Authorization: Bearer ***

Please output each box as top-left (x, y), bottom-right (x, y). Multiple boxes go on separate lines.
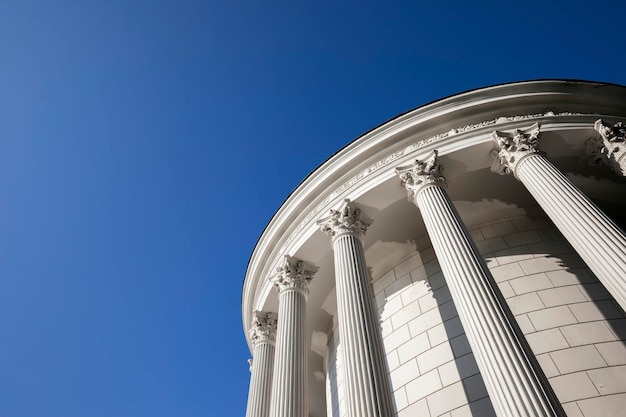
top-left (374, 245), bottom-right (497, 417)
top-left (478, 217), bottom-right (626, 415)
top-left (372, 214), bottom-right (626, 416)
top-left (427, 258), bottom-right (498, 417)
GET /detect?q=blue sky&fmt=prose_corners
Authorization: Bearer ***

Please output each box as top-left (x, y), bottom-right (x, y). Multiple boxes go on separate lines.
top-left (0, 1), bottom-right (625, 416)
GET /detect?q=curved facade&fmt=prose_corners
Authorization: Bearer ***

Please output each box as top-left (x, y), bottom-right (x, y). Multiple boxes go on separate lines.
top-left (243, 80), bottom-right (626, 417)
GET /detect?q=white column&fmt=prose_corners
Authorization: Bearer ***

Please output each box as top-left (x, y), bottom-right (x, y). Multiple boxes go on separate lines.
top-left (268, 256), bottom-right (317, 417)
top-left (246, 311), bottom-right (277, 417)
top-left (397, 151), bottom-right (564, 417)
top-left (318, 200), bottom-right (395, 417)
top-left (493, 123), bottom-right (626, 312)
top-left (586, 119), bottom-right (626, 176)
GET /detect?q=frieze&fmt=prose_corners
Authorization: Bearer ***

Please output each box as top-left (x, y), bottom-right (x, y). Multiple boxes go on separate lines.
top-left (450, 119), bottom-right (498, 135)
top-left (506, 112), bottom-right (549, 121)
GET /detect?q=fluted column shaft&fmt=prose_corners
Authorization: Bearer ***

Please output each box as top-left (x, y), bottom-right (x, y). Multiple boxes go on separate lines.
top-left (246, 343), bottom-right (275, 417)
top-left (515, 153), bottom-right (626, 310)
top-left (268, 257), bottom-right (316, 417)
top-left (270, 288), bottom-right (307, 417)
top-left (397, 152), bottom-right (564, 417)
top-left (246, 311), bottom-right (277, 417)
top-left (494, 125), bottom-right (626, 312)
top-left (415, 185), bottom-right (562, 417)
top-left (318, 199), bottom-right (394, 417)
top-left (333, 233), bottom-right (395, 417)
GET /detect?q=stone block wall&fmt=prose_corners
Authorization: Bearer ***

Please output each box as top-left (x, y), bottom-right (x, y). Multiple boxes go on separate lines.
top-left (372, 249), bottom-right (496, 417)
top-left (325, 216), bottom-right (626, 417)
top-left (325, 324), bottom-right (345, 417)
top-left (476, 217), bottom-right (626, 417)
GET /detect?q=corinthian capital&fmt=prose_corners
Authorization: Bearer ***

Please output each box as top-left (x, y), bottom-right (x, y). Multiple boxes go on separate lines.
top-left (249, 311), bottom-right (278, 345)
top-left (491, 123), bottom-right (541, 176)
top-left (270, 256), bottom-right (317, 293)
top-left (395, 150), bottom-right (446, 197)
top-left (317, 199), bottom-right (372, 238)
top-left (595, 119), bottom-right (626, 143)
top-left (586, 119), bottom-right (626, 176)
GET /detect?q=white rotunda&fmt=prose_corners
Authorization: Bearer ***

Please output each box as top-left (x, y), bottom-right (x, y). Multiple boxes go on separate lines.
top-left (243, 80), bottom-right (626, 417)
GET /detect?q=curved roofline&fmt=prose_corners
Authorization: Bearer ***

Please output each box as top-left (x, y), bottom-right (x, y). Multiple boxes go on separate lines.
top-left (242, 78), bottom-right (624, 292)
top-left (241, 78), bottom-right (626, 350)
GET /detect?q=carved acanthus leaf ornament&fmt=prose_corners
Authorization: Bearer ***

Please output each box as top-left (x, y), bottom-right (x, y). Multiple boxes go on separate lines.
top-left (586, 119), bottom-right (626, 176)
top-left (317, 199), bottom-right (372, 238)
top-left (491, 123), bottom-right (541, 176)
top-left (396, 150), bottom-right (446, 198)
top-left (249, 311), bottom-right (278, 345)
top-left (270, 256), bottom-right (317, 293)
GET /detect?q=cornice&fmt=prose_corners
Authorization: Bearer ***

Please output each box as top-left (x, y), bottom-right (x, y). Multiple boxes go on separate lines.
top-left (242, 80), bottom-right (626, 350)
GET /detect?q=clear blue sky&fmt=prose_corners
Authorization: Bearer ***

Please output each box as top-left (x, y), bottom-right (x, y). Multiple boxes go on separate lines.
top-left (0, 1), bottom-right (624, 416)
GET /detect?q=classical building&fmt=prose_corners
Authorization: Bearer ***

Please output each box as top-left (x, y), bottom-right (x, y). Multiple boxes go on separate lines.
top-left (242, 80), bottom-right (626, 417)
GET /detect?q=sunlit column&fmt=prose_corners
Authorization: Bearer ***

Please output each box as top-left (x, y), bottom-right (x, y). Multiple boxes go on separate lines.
top-left (245, 311), bottom-right (277, 417)
top-left (317, 200), bottom-right (395, 417)
top-left (268, 256), bottom-right (317, 417)
top-left (397, 151), bottom-right (564, 417)
top-left (585, 119), bottom-right (626, 176)
top-left (493, 123), bottom-right (626, 312)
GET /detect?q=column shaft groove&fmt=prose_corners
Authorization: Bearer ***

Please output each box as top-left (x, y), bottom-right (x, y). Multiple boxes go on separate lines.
top-left (516, 154), bottom-right (626, 311)
top-left (269, 289), bottom-right (307, 417)
top-left (333, 233), bottom-right (395, 417)
top-left (415, 184), bottom-right (564, 417)
top-left (246, 342), bottom-right (275, 417)
top-left (268, 257), bottom-right (315, 417)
